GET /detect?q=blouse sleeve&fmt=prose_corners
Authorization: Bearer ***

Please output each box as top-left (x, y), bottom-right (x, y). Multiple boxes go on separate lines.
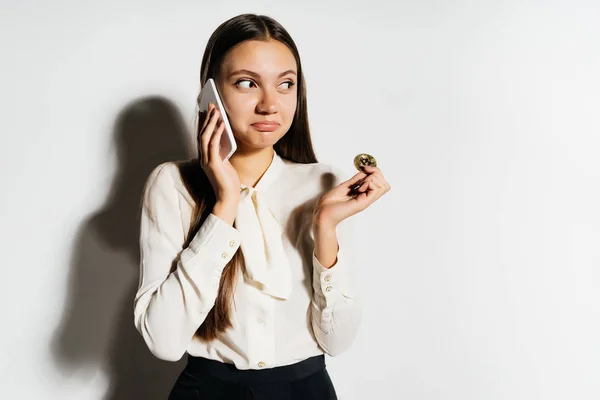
top-left (133, 162), bottom-right (242, 361)
top-left (310, 165), bottom-right (363, 356)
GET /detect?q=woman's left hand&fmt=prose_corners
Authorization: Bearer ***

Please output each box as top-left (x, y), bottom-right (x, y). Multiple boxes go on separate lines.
top-left (313, 165), bottom-right (391, 227)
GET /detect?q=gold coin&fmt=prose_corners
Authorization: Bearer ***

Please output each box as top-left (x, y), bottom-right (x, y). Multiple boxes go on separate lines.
top-left (354, 153), bottom-right (377, 171)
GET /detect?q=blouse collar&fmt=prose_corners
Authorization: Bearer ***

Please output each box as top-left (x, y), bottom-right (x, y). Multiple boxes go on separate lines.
top-left (240, 150), bottom-right (285, 193)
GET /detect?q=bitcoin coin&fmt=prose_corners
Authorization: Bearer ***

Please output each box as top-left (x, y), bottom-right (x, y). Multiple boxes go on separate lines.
top-left (354, 153), bottom-right (377, 171)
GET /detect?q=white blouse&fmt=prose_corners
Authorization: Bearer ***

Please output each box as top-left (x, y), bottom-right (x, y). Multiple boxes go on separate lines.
top-left (133, 151), bottom-right (361, 370)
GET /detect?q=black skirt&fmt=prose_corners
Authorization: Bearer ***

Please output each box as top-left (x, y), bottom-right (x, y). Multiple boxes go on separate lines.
top-left (168, 354), bottom-right (338, 400)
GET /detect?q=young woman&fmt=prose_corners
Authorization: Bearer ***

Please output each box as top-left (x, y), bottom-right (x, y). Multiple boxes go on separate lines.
top-left (134, 13), bottom-right (391, 400)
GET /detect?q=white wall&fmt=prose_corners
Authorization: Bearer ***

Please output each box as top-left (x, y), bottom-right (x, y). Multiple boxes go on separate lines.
top-left (1, 0), bottom-right (599, 399)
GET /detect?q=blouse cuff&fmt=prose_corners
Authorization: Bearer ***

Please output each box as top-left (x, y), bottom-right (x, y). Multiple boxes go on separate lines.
top-left (179, 213), bottom-right (242, 295)
top-left (312, 246), bottom-right (355, 301)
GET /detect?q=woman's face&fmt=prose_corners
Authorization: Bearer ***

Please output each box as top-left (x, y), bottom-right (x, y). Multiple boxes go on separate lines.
top-left (216, 39), bottom-right (298, 152)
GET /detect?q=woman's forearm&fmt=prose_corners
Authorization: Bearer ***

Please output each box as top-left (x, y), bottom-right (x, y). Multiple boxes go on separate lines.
top-left (312, 219), bottom-right (339, 269)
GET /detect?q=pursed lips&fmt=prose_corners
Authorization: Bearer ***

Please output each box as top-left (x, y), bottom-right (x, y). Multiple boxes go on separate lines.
top-left (251, 121), bottom-right (280, 131)
top-left (251, 121), bottom-right (279, 126)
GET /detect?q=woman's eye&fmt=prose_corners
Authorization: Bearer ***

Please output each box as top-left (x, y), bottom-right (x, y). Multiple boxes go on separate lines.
top-left (235, 79), bottom-right (255, 89)
top-left (280, 81), bottom-right (296, 90)
top-left (235, 79), bottom-right (295, 90)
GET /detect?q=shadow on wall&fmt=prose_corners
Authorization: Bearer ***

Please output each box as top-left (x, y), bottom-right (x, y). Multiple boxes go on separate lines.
top-left (51, 97), bottom-right (193, 400)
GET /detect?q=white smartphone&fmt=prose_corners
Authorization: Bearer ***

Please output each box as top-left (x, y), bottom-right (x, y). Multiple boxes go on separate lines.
top-left (197, 78), bottom-right (237, 161)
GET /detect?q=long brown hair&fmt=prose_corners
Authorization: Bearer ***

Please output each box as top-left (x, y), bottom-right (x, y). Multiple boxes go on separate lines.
top-left (177, 14), bottom-right (318, 341)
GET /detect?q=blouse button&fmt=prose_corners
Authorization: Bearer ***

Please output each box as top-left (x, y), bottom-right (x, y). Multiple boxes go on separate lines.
top-left (258, 361), bottom-right (265, 368)
top-left (221, 252), bottom-right (228, 259)
top-left (324, 275), bottom-right (332, 282)
top-left (229, 240), bottom-right (236, 247)
top-left (325, 286), bottom-right (332, 292)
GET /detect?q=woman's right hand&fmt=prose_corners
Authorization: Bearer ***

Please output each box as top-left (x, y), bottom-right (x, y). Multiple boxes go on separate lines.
top-left (198, 103), bottom-right (241, 207)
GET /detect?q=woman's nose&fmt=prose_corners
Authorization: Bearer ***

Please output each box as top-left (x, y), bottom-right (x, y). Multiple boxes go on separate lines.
top-left (256, 88), bottom-right (279, 114)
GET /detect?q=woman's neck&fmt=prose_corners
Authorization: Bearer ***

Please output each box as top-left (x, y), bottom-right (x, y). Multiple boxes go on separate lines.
top-left (229, 147), bottom-right (275, 188)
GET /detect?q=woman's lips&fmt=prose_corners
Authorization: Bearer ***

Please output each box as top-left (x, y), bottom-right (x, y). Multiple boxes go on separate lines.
top-left (251, 122), bottom-right (279, 132)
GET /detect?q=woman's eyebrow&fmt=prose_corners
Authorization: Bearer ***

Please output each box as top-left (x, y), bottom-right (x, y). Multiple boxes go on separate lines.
top-left (229, 69), bottom-right (297, 78)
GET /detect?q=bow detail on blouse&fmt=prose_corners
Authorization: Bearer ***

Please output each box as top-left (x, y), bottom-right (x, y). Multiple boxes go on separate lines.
top-left (234, 184), bottom-right (292, 300)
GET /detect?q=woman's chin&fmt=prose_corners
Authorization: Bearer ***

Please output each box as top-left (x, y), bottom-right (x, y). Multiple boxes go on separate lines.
top-left (244, 130), bottom-right (284, 146)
